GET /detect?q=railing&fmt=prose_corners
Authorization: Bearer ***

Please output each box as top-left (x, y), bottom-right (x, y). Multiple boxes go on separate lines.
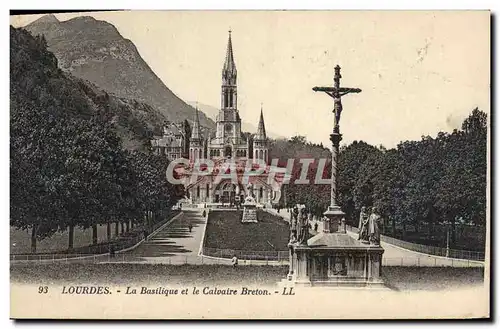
top-left (10, 253), bottom-right (483, 268)
top-left (346, 225), bottom-right (485, 261)
top-left (202, 247), bottom-right (288, 261)
top-left (10, 211), bottom-right (181, 261)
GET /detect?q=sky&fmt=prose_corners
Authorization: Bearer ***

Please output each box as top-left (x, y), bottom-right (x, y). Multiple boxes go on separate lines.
top-left (10, 11), bottom-right (490, 148)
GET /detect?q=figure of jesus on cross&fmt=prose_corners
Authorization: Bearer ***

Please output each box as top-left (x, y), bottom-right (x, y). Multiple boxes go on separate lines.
top-left (313, 65), bottom-right (361, 233)
top-left (313, 65), bottom-right (361, 133)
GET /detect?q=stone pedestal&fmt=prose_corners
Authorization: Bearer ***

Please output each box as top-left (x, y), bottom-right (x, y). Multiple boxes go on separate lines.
top-left (323, 205), bottom-right (345, 233)
top-left (241, 196), bottom-right (258, 223)
top-left (287, 232), bottom-right (385, 288)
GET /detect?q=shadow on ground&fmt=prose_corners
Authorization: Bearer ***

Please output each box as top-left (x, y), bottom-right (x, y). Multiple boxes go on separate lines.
top-left (119, 213), bottom-right (205, 261)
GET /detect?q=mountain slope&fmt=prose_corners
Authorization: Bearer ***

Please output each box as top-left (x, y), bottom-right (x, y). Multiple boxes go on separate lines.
top-left (24, 14), bottom-right (215, 130)
top-left (11, 25), bottom-right (165, 151)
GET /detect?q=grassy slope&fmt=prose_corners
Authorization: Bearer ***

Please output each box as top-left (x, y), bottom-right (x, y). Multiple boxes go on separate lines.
top-left (10, 224), bottom-right (111, 254)
top-left (203, 210), bottom-right (290, 252)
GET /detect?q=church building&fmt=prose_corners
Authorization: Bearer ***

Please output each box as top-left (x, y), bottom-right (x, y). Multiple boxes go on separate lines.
top-left (177, 31), bottom-right (284, 206)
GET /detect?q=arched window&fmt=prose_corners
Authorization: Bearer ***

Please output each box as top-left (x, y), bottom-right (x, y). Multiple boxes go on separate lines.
top-left (224, 92), bottom-right (229, 108)
top-left (259, 149), bottom-right (263, 160)
top-left (197, 186), bottom-right (200, 198)
top-left (229, 92), bottom-right (233, 108)
top-left (259, 187), bottom-right (263, 198)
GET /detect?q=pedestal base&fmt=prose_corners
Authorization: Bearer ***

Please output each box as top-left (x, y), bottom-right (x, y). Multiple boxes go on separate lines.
top-left (241, 206), bottom-right (258, 223)
top-left (323, 205), bottom-right (346, 233)
top-left (284, 232), bottom-right (385, 289)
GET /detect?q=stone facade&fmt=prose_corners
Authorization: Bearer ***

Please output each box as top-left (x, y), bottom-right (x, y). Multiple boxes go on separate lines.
top-left (177, 32), bottom-right (280, 206)
top-left (151, 121), bottom-right (186, 161)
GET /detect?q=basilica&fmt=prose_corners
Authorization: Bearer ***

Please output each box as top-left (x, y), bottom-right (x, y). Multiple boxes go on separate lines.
top-left (175, 31), bottom-right (284, 206)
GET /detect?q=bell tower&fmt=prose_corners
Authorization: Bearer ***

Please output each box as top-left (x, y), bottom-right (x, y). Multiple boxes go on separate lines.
top-left (253, 104), bottom-right (268, 163)
top-left (221, 29), bottom-right (237, 110)
top-left (189, 106), bottom-right (203, 162)
top-left (216, 30), bottom-right (242, 145)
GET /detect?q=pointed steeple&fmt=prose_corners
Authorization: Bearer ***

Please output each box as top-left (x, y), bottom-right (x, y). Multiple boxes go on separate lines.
top-left (191, 105), bottom-right (201, 141)
top-left (256, 104), bottom-right (267, 140)
top-left (222, 29), bottom-right (237, 85)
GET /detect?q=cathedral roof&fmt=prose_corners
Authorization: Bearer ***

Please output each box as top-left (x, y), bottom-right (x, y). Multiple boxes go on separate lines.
top-left (191, 106), bottom-right (202, 141)
top-left (222, 30), bottom-right (237, 79)
top-left (163, 122), bottom-right (183, 137)
top-left (151, 137), bottom-right (182, 148)
top-left (255, 106), bottom-right (267, 140)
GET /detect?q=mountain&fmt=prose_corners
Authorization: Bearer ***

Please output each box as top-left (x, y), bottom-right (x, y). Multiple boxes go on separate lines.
top-left (11, 25), bottom-right (166, 151)
top-left (188, 101), bottom-right (285, 139)
top-left (24, 14), bottom-right (215, 130)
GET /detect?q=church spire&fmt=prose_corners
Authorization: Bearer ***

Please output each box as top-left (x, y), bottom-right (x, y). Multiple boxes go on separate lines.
top-left (256, 104), bottom-right (267, 140)
top-left (191, 105), bottom-right (201, 141)
top-left (222, 29), bottom-right (237, 85)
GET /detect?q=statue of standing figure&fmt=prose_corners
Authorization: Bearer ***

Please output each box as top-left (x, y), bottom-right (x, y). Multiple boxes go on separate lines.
top-left (289, 205), bottom-right (299, 244)
top-left (246, 183), bottom-right (254, 198)
top-left (297, 205), bottom-right (309, 245)
top-left (358, 206), bottom-right (369, 243)
top-left (368, 207), bottom-right (382, 245)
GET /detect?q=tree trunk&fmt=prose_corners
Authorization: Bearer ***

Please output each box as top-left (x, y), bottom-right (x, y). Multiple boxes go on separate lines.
top-left (107, 222), bottom-right (111, 241)
top-left (115, 221), bottom-right (119, 236)
top-left (451, 215), bottom-right (456, 248)
top-left (92, 224), bottom-right (98, 245)
top-left (147, 210), bottom-right (152, 231)
top-left (30, 224), bottom-right (37, 254)
top-left (68, 224), bottom-right (74, 251)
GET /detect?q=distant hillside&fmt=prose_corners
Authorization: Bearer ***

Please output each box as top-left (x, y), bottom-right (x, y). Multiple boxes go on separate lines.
top-left (24, 14), bottom-right (216, 131)
top-left (11, 25), bottom-right (165, 151)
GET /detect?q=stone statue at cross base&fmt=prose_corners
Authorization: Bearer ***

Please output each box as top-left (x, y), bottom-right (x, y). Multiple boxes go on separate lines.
top-left (358, 206), bottom-right (369, 243)
top-left (367, 207), bottom-right (382, 245)
top-left (297, 205), bottom-right (309, 245)
top-left (289, 205), bottom-right (299, 243)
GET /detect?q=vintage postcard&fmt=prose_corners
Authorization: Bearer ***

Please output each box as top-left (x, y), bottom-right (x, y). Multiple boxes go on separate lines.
top-left (9, 10), bottom-right (490, 319)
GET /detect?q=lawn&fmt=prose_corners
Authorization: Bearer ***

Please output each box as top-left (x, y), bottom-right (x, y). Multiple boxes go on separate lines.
top-left (10, 263), bottom-right (485, 291)
top-left (11, 212), bottom-right (180, 255)
top-left (10, 224), bottom-right (111, 254)
top-left (203, 210), bottom-right (290, 252)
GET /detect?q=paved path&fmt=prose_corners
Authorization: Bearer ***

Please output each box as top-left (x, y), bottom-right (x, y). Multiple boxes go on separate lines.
top-left (91, 208), bottom-right (482, 267)
top-left (12, 209), bottom-right (483, 267)
top-left (120, 210), bottom-right (211, 264)
top-left (111, 210), bottom-right (280, 265)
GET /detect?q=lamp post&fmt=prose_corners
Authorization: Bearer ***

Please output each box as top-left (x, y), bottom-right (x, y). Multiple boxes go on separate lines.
top-left (313, 65), bottom-right (361, 233)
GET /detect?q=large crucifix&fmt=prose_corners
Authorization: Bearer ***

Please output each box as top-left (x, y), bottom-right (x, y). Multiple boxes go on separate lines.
top-left (313, 65), bottom-right (361, 233)
top-left (313, 65), bottom-right (361, 133)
